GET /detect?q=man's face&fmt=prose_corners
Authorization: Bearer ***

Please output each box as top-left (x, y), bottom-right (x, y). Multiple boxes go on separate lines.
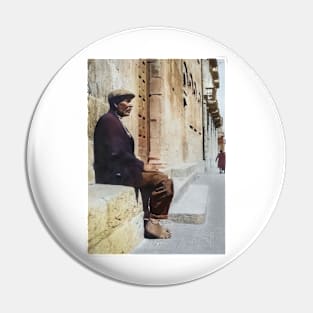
top-left (116, 98), bottom-right (133, 117)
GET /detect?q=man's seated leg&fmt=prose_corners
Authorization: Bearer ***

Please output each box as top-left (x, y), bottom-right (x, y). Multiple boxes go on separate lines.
top-left (141, 171), bottom-right (174, 239)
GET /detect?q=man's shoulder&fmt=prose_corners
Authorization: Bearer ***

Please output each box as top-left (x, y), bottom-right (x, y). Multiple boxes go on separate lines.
top-left (100, 111), bottom-right (116, 120)
top-left (94, 111), bottom-right (123, 137)
top-left (97, 111), bottom-right (119, 126)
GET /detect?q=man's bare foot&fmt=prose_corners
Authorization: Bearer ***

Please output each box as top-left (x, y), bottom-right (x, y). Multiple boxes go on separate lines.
top-left (144, 218), bottom-right (171, 239)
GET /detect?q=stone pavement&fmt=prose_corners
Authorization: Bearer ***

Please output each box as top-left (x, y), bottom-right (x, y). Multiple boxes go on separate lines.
top-left (132, 170), bottom-right (225, 254)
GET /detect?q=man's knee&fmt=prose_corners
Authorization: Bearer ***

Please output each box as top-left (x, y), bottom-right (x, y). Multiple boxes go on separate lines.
top-left (144, 171), bottom-right (174, 198)
top-left (163, 177), bottom-right (174, 198)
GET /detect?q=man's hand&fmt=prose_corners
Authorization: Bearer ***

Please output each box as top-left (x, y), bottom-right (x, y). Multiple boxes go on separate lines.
top-left (144, 163), bottom-right (159, 172)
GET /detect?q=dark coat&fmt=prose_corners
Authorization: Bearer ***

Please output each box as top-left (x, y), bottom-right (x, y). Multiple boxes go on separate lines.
top-left (93, 110), bottom-right (144, 187)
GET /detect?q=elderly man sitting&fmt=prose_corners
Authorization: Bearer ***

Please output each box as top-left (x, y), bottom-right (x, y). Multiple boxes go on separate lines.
top-left (93, 89), bottom-right (174, 239)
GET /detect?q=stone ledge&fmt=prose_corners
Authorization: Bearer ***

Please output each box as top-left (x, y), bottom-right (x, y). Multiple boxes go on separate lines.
top-left (88, 184), bottom-right (144, 254)
top-left (163, 161), bottom-right (206, 178)
top-left (164, 161), bottom-right (206, 204)
top-left (169, 184), bottom-right (209, 224)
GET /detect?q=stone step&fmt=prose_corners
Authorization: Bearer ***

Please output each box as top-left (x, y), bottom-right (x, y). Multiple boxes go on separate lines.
top-left (88, 184), bottom-right (143, 254)
top-left (163, 161), bottom-right (206, 178)
top-left (169, 183), bottom-right (209, 224)
top-left (172, 172), bottom-right (197, 203)
top-left (88, 162), bottom-right (208, 253)
top-left (164, 161), bottom-right (206, 204)
top-left (132, 173), bottom-right (225, 254)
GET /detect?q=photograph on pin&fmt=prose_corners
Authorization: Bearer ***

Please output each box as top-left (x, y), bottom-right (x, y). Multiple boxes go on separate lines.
top-left (88, 59), bottom-right (225, 254)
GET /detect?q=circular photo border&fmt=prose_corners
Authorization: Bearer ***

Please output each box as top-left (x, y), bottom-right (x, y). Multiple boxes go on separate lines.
top-left (26, 27), bottom-right (285, 285)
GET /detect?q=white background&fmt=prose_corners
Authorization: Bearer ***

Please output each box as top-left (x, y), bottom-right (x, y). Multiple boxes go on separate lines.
top-left (0, 0), bottom-right (311, 312)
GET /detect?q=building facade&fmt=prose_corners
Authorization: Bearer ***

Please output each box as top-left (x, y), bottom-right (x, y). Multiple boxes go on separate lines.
top-left (88, 59), bottom-right (224, 184)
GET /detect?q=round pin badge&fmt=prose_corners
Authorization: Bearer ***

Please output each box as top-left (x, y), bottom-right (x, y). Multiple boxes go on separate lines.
top-left (26, 27), bottom-right (285, 285)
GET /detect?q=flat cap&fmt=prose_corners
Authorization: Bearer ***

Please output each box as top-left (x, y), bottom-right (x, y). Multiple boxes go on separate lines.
top-left (108, 89), bottom-right (135, 104)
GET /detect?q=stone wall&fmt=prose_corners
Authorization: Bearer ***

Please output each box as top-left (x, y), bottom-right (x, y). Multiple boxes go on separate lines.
top-left (88, 185), bottom-right (143, 254)
top-left (152, 59), bottom-right (204, 167)
top-left (88, 59), bottom-right (140, 184)
top-left (87, 58), bottom-right (225, 181)
top-left (181, 59), bottom-right (203, 163)
top-left (88, 59), bottom-right (206, 179)
top-left (158, 59), bottom-right (183, 165)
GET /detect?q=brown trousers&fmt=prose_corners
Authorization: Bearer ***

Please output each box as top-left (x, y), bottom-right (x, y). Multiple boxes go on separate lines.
top-left (139, 171), bottom-right (174, 219)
